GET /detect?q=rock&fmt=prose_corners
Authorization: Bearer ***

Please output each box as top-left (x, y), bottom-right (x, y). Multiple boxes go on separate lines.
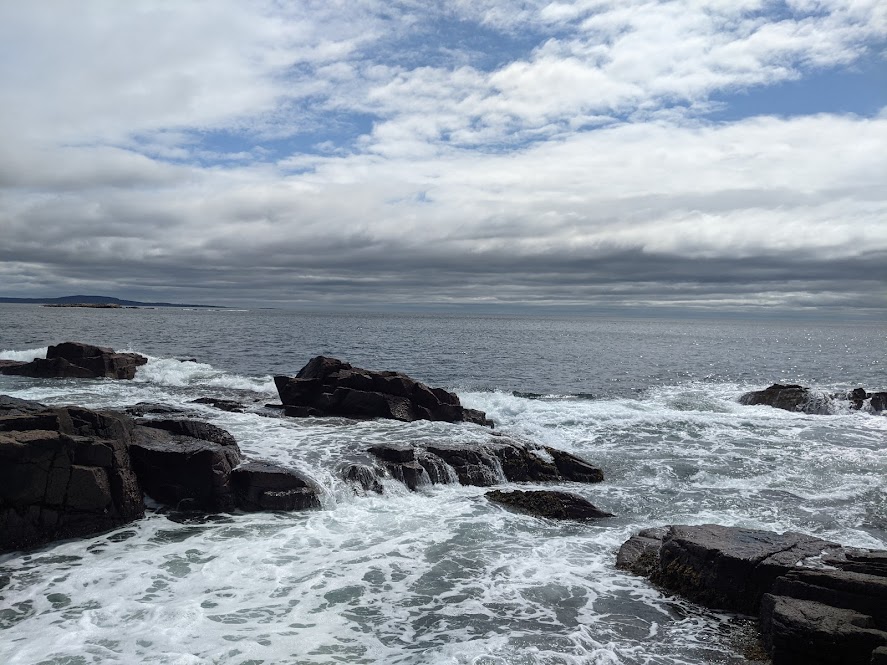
top-left (760, 594), bottom-right (887, 665)
top-left (128, 421), bottom-right (242, 512)
top-left (125, 402), bottom-right (188, 417)
top-left (616, 527), bottom-right (668, 577)
top-left (739, 384), bottom-right (833, 414)
top-left (0, 342), bottom-right (147, 380)
top-left (366, 439), bottom-right (604, 490)
top-left (274, 356), bottom-right (493, 426)
top-left (871, 393), bottom-right (887, 413)
top-left (341, 464), bottom-right (383, 494)
top-left (617, 524), bottom-right (887, 665)
top-left (231, 462), bottom-right (321, 511)
top-left (190, 397), bottom-right (246, 413)
top-left (873, 647), bottom-right (887, 664)
top-left (0, 360), bottom-right (28, 372)
top-left (0, 412), bottom-right (144, 552)
top-left (486, 489), bottom-right (613, 519)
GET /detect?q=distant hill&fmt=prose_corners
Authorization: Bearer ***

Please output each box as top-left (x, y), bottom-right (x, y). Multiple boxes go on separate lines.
top-left (0, 295), bottom-right (221, 308)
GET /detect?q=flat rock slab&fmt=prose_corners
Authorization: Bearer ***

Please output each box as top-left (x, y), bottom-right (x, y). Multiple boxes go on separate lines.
top-left (231, 462), bottom-right (321, 511)
top-left (486, 489), bottom-right (613, 520)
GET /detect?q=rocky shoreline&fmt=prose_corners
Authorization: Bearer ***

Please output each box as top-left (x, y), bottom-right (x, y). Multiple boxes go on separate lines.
top-left (2, 341), bottom-right (885, 663)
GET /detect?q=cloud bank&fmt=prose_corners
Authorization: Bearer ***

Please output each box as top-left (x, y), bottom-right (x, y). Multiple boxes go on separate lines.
top-left (1, 0), bottom-right (885, 315)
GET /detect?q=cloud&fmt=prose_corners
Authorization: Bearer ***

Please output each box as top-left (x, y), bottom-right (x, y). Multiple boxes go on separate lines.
top-left (0, 1), bottom-right (885, 314)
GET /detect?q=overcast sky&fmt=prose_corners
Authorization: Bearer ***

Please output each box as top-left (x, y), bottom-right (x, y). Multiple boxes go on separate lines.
top-left (1, 1), bottom-right (885, 316)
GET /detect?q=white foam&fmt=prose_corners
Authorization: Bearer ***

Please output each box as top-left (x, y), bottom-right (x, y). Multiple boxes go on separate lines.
top-left (0, 346), bottom-right (48, 361)
top-left (134, 356), bottom-right (276, 393)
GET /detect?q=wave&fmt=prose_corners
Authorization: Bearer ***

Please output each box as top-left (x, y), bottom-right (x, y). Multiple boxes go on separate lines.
top-left (0, 346), bottom-right (48, 361)
top-left (133, 356), bottom-right (276, 393)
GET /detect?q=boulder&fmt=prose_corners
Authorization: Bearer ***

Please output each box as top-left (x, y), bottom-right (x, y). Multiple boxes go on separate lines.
top-left (0, 342), bottom-right (147, 380)
top-left (739, 384), bottom-right (887, 414)
top-left (0, 401), bottom-right (144, 552)
top-left (340, 463), bottom-right (384, 494)
top-left (231, 462), bottom-right (321, 511)
top-left (128, 421), bottom-right (242, 512)
top-left (486, 489), bottom-right (613, 519)
top-left (367, 439), bottom-right (604, 490)
top-left (617, 525), bottom-right (887, 665)
top-left (190, 397), bottom-right (246, 413)
top-left (274, 356), bottom-right (493, 426)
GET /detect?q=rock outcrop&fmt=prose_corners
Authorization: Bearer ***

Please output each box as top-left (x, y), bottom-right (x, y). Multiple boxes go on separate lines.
top-left (486, 489), bottom-right (613, 519)
top-left (617, 524), bottom-right (887, 665)
top-left (0, 398), bottom-right (144, 552)
top-left (274, 356), bottom-right (492, 426)
top-left (0, 342), bottom-right (147, 380)
top-left (360, 439), bottom-right (604, 491)
top-left (739, 384), bottom-right (887, 414)
top-left (0, 395), bottom-right (323, 552)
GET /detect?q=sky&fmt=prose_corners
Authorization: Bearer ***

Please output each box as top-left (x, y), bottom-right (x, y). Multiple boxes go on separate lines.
top-left (0, 0), bottom-right (885, 317)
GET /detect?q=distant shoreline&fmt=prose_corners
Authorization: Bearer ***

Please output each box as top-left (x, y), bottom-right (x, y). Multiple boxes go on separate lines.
top-left (0, 295), bottom-right (220, 308)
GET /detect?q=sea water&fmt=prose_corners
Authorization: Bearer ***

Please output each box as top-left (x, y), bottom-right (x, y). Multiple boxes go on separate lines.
top-left (0, 305), bottom-right (885, 665)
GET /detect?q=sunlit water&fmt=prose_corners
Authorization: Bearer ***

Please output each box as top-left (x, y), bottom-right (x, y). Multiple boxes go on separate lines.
top-left (1, 305), bottom-right (885, 664)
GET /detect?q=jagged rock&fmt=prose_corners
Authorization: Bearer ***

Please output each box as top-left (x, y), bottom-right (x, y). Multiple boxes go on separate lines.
top-left (274, 356), bottom-right (493, 426)
top-left (366, 439), bottom-right (604, 490)
top-left (871, 393), bottom-right (887, 413)
top-left (0, 401), bottom-right (144, 552)
top-left (190, 397), bottom-right (246, 413)
top-left (231, 462), bottom-right (320, 511)
top-left (486, 489), bottom-right (613, 519)
top-left (617, 525), bottom-right (887, 665)
top-left (0, 342), bottom-right (147, 380)
top-left (125, 402), bottom-right (188, 417)
top-left (128, 421), bottom-right (242, 512)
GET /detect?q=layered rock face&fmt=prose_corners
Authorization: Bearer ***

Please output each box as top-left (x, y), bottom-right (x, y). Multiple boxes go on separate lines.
top-left (0, 398), bottom-right (144, 552)
top-left (359, 438), bottom-right (604, 491)
top-left (617, 524), bottom-right (887, 665)
top-left (0, 342), bottom-right (147, 380)
top-left (0, 395), bottom-right (323, 553)
top-left (739, 383), bottom-right (887, 414)
top-left (274, 356), bottom-right (492, 425)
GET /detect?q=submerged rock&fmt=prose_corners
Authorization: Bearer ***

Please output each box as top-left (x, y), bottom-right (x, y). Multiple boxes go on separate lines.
top-left (0, 342), bottom-right (147, 380)
top-left (274, 356), bottom-right (493, 426)
top-left (617, 524), bottom-right (887, 665)
top-left (739, 384), bottom-right (887, 414)
top-left (190, 397), bottom-right (246, 413)
top-left (486, 489), bottom-right (613, 520)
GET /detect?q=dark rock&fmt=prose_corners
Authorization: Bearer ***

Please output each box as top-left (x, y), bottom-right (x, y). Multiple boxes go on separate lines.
top-left (0, 360), bottom-right (28, 372)
top-left (486, 489), bottom-right (614, 520)
top-left (341, 464), bottom-right (383, 494)
top-left (135, 418), bottom-right (238, 448)
top-left (825, 550), bottom-right (887, 578)
top-left (366, 439), bottom-right (604, 491)
top-left (231, 462), bottom-right (320, 511)
top-left (0, 395), bottom-right (47, 414)
top-left (616, 527), bottom-right (668, 577)
top-left (651, 524), bottom-right (838, 614)
top-left (0, 426), bottom-right (143, 553)
top-left (870, 392), bottom-right (887, 413)
top-left (125, 402), bottom-right (188, 417)
top-left (0, 342), bottom-right (147, 380)
top-left (274, 356), bottom-right (492, 426)
top-left (849, 387), bottom-right (868, 410)
top-left (739, 384), bottom-right (834, 414)
top-left (190, 397), bottom-right (246, 413)
top-left (873, 647), bottom-right (887, 664)
top-left (128, 423), bottom-right (241, 512)
top-left (760, 594), bottom-right (887, 665)
top-left (769, 569), bottom-right (887, 630)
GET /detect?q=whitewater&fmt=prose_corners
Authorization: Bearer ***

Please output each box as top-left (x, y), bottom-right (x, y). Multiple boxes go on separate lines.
top-left (0, 305), bottom-right (885, 664)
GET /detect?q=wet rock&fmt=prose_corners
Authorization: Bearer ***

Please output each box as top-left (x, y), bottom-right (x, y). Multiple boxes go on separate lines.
top-left (0, 423), bottom-right (143, 553)
top-left (341, 463), bottom-right (383, 494)
top-left (0, 342), bottom-right (147, 380)
top-left (617, 524), bottom-right (887, 665)
top-left (0, 360), bottom-right (28, 372)
top-left (486, 489), bottom-right (613, 520)
top-left (739, 384), bottom-right (833, 414)
top-left (274, 356), bottom-right (493, 426)
top-left (366, 439), bottom-right (604, 490)
top-left (616, 527), bottom-right (668, 577)
top-left (190, 397), bottom-right (246, 413)
top-left (873, 647), bottom-right (887, 665)
top-left (125, 402), bottom-right (188, 417)
top-left (128, 421), bottom-right (242, 512)
top-left (760, 594), bottom-right (887, 665)
top-left (871, 392), bottom-right (887, 413)
top-left (231, 462), bottom-right (321, 511)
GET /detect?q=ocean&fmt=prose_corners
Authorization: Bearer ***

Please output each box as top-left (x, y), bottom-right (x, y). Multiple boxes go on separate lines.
top-left (1, 304), bottom-right (885, 665)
